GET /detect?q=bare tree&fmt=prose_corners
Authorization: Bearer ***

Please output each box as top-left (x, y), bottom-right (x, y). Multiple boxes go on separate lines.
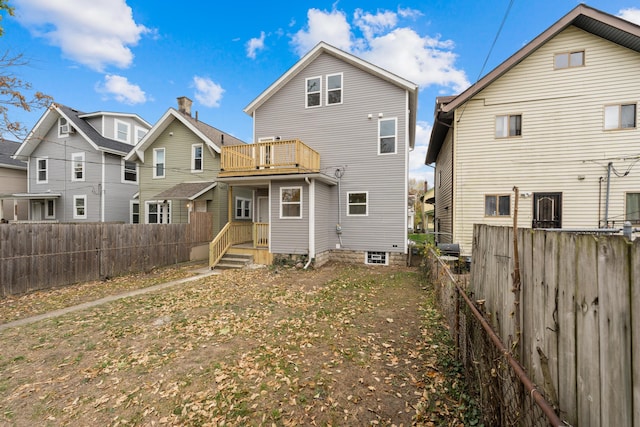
top-left (0, 1), bottom-right (53, 138)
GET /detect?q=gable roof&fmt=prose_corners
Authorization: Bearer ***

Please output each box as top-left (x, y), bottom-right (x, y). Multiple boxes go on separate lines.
top-left (0, 139), bottom-right (26, 170)
top-left (426, 3), bottom-right (640, 164)
top-left (14, 103), bottom-right (149, 159)
top-left (126, 108), bottom-right (246, 163)
top-left (244, 41), bottom-right (419, 148)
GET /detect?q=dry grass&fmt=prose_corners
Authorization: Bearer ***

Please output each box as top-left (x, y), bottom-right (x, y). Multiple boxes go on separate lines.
top-left (0, 262), bottom-right (471, 426)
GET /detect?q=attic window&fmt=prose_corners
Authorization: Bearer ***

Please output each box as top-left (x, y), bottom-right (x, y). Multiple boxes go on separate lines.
top-left (554, 51), bottom-right (584, 69)
top-left (326, 73), bottom-right (343, 105)
top-left (58, 117), bottom-right (71, 136)
top-left (306, 76), bottom-right (321, 108)
top-left (115, 120), bottom-right (130, 143)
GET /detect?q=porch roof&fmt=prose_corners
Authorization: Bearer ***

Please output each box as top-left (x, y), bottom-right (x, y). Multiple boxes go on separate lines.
top-left (153, 182), bottom-right (217, 200)
top-left (6, 193), bottom-right (62, 199)
top-left (216, 172), bottom-right (338, 187)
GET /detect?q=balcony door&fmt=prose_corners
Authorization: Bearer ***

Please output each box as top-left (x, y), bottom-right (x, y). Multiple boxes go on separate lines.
top-left (532, 192), bottom-right (562, 229)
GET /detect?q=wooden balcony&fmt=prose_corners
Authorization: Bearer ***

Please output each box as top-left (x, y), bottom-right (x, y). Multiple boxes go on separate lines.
top-left (219, 139), bottom-right (320, 177)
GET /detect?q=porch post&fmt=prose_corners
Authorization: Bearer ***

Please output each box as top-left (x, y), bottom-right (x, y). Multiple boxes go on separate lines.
top-left (227, 185), bottom-right (233, 224)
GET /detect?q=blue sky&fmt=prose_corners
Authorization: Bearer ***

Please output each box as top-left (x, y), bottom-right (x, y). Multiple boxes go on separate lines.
top-left (2, 0), bottom-right (640, 186)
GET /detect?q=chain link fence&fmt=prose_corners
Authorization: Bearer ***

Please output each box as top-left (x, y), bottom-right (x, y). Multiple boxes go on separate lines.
top-left (422, 248), bottom-right (564, 426)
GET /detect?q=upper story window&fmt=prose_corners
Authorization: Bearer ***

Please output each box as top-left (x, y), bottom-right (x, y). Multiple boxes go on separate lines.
top-left (604, 103), bottom-right (636, 130)
top-left (554, 51), bottom-right (584, 69)
top-left (347, 192), bottom-right (368, 216)
top-left (122, 160), bottom-right (138, 183)
top-left (485, 194), bottom-right (511, 217)
top-left (326, 73), bottom-right (343, 105)
top-left (378, 117), bottom-right (397, 154)
top-left (115, 120), bottom-right (130, 143)
top-left (36, 157), bottom-right (48, 183)
top-left (71, 152), bottom-right (85, 181)
top-left (626, 193), bottom-right (640, 225)
top-left (495, 114), bottom-right (522, 138)
top-left (235, 197), bottom-right (252, 219)
top-left (306, 76), bottom-right (321, 108)
top-left (58, 117), bottom-right (72, 136)
top-left (73, 195), bottom-right (87, 219)
top-left (135, 127), bottom-right (147, 143)
top-left (153, 148), bottom-right (165, 178)
top-left (192, 144), bottom-right (203, 172)
top-left (280, 186), bottom-right (302, 218)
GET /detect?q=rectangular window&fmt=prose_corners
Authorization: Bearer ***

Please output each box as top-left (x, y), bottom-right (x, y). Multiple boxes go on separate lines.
top-left (485, 194), bottom-right (511, 217)
top-left (192, 144), bottom-right (203, 172)
top-left (122, 160), bottom-right (138, 183)
top-left (73, 195), bottom-right (87, 219)
top-left (326, 73), bottom-right (343, 105)
top-left (280, 186), bottom-right (302, 218)
top-left (347, 192), bottom-right (368, 216)
top-left (45, 199), bottom-right (55, 219)
top-left (71, 152), bottom-right (85, 181)
top-left (115, 119), bottom-right (130, 143)
top-left (135, 126), bottom-right (147, 143)
top-left (366, 251), bottom-right (388, 265)
top-left (379, 117), bottom-right (397, 154)
top-left (153, 148), bottom-right (165, 178)
top-left (235, 197), bottom-right (252, 219)
top-left (130, 201), bottom-right (140, 224)
top-left (554, 51), bottom-right (584, 69)
top-left (495, 114), bottom-right (522, 138)
top-left (604, 104), bottom-right (636, 130)
top-left (626, 193), bottom-right (640, 224)
top-left (58, 117), bottom-right (71, 136)
top-left (146, 201), bottom-right (171, 224)
top-left (306, 76), bottom-right (321, 108)
top-left (36, 157), bottom-right (48, 183)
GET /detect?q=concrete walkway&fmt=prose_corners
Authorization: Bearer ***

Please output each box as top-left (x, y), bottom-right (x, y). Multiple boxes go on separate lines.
top-left (0, 266), bottom-right (219, 332)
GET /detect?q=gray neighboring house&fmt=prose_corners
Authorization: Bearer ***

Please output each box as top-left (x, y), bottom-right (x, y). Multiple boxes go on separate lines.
top-left (12, 103), bottom-right (151, 222)
top-left (216, 42), bottom-right (418, 267)
top-left (0, 139), bottom-right (28, 221)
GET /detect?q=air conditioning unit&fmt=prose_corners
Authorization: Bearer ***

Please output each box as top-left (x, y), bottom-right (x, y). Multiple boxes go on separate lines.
top-left (60, 124), bottom-right (71, 134)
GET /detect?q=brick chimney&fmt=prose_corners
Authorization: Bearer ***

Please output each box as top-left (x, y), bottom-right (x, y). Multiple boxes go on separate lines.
top-left (177, 96), bottom-right (192, 117)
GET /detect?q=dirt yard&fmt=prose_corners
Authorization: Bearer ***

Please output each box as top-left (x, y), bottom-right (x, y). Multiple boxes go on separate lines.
top-left (0, 262), bottom-right (473, 426)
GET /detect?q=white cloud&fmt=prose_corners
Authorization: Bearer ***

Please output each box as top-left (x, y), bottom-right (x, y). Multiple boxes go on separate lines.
top-left (192, 76), bottom-right (224, 108)
top-left (96, 74), bottom-right (147, 104)
top-left (291, 8), bottom-right (353, 56)
top-left (410, 121), bottom-right (434, 183)
top-left (290, 7), bottom-right (469, 92)
top-left (618, 8), bottom-right (640, 25)
top-left (14, 0), bottom-right (149, 71)
top-left (246, 31), bottom-right (266, 59)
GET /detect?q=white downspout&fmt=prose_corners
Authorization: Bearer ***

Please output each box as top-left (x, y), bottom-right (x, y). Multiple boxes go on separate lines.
top-left (304, 177), bottom-right (314, 269)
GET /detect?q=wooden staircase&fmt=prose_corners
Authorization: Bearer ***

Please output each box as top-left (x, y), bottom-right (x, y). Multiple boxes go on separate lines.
top-left (214, 253), bottom-right (253, 270)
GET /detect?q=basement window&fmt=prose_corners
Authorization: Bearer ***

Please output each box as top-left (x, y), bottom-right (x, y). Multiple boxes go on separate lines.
top-left (365, 251), bottom-right (388, 265)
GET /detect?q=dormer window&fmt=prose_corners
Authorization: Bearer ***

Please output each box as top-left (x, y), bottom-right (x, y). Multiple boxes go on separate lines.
top-left (326, 73), bottom-right (343, 105)
top-left (554, 51), bottom-right (584, 69)
top-left (58, 117), bottom-right (71, 136)
top-left (306, 76), bottom-right (321, 108)
top-left (115, 119), bottom-right (130, 143)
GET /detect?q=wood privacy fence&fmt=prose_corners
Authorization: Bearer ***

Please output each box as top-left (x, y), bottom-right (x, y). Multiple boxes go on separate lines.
top-left (471, 224), bottom-right (640, 427)
top-left (0, 212), bottom-right (213, 296)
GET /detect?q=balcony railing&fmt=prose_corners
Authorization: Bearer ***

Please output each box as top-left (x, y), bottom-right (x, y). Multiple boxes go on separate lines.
top-left (219, 139), bottom-right (320, 177)
top-left (209, 222), bottom-right (269, 268)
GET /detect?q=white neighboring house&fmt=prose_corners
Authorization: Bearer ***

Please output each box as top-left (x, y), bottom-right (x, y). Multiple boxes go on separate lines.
top-left (426, 4), bottom-right (640, 257)
top-left (12, 103), bottom-right (151, 222)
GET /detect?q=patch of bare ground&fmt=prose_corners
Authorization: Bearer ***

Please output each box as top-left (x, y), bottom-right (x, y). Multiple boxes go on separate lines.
top-left (0, 262), bottom-right (474, 426)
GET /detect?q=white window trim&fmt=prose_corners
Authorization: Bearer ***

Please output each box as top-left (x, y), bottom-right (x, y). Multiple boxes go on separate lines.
top-left (280, 186), bottom-right (303, 219)
top-left (305, 76), bottom-right (322, 109)
top-left (235, 196), bottom-right (252, 219)
top-left (192, 143), bottom-right (204, 173)
top-left (121, 159), bottom-right (138, 184)
top-left (114, 119), bottom-right (131, 143)
top-left (58, 117), bottom-right (70, 137)
top-left (153, 148), bottom-right (165, 179)
top-left (130, 200), bottom-right (140, 224)
top-left (36, 157), bottom-right (48, 184)
top-left (347, 191), bottom-right (368, 216)
top-left (71, 152), bottom-right (85, 182)
top-left (146, 200), bottom-right (172, 224)
top-left (326, 72), bottom-right (343, 106)
top-left (45, 199), bottom-right (55, 219)
top-left (73, 195), bottom-right (87, 220)
top-left (378, 117), bottom-right (397, 155)
top-left (134, 126), bottom-right (147, 143)
top-left (365, 251), bottom-right (389, 266)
